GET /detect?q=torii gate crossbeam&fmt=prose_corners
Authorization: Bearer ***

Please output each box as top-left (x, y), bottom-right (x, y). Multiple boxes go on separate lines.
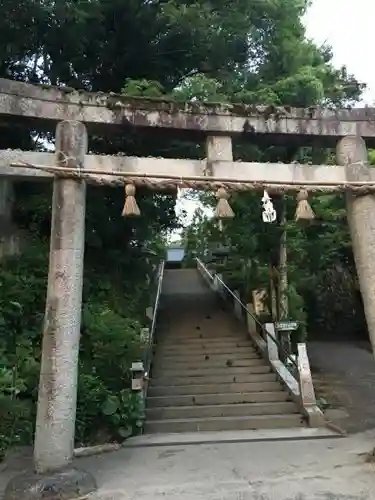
top-left (2, 78), bottom-right (375, 147)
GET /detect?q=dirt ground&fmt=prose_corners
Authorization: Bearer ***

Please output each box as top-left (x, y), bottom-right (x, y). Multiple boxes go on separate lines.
top-left (308, 340), bottom-right (375, 433)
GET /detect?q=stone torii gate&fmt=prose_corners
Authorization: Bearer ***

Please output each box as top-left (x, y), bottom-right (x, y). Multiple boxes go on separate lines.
top-left (1, 78), bottom-right (375, 499)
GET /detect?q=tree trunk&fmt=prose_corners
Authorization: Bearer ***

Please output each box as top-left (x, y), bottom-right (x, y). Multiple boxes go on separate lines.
top-left (279, 199), bottom-right (289, 320)
top-left (278, 198), bottom-right (291, 359)
top-left (0, 179), bottom-right (20, 258)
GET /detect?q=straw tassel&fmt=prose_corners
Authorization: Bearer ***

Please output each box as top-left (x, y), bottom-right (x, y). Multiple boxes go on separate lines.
top-left (122, 183), bottom-right (141, 217)
top-left (295, 189), bottom-right (315, 221)
top-left (215, 187), bottom-right (234, 219)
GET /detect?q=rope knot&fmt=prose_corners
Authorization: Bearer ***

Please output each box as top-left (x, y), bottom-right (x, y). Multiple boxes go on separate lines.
top-left (297, 189), bottom-right (308, 202)
top-left (295, 189), bottom-right (314, 222)
top-left (122, 183), bottom-right (141, 217)
top-left (215, 187), bottom-right (234, 219)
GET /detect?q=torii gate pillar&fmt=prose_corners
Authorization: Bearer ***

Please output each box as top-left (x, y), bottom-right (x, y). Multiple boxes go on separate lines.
top-left (337, 136), bottom-right (375, 354)
top-left (4, 121), bottom-right (96, 500)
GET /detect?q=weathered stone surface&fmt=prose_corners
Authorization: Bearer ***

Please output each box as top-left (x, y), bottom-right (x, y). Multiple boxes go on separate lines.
top-left (297, 343), bottom-right (325, 427)
top-left (33, 121), bottom-right (88, 473)
top-left (205, 136), bottom-right (233, 175)
top-left (0, 149), bottom-right (207, 180)
top-left (337, 136), bottom-right (375, 357)
top-left (3, 466), bottom-right (97, 500)
top-left (2, 78), bottom-right (375, 145)
top-left (3, 150), bottom-right (375, 188)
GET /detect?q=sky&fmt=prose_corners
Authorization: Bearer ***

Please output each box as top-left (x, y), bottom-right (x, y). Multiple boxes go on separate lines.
top-left (172, 0), bottom-right (375, 238)
top-left (303, 0), bottom-right (375, 104)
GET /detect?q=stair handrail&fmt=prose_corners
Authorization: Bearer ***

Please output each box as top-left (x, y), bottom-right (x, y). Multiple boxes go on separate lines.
top-left (196, 258), bottom-right (325, 427)
top-left (145, 260), bottom-right (165, 378)
top-left (196, 257), bottom-right (298, 371)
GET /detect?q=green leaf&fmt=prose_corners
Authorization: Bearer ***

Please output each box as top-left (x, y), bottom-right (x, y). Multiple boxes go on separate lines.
top-left (9, 301), bottom-right (22, 310)
top-left (101, 396), bottom-right (119, 416)
top-left (118, 427), bottom-right (132, 438)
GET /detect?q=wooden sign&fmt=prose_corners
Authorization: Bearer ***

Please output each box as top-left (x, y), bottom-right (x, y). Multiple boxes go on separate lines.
top-left (275, 321), bottom-right (299, 331)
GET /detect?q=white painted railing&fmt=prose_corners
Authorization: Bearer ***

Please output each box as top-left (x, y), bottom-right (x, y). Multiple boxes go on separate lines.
top-left (150, 260), bottom-right (165, 348)
top-left (131, 260), bottom-right (165, 397)
top-left (196, 257), bottom-right (325, 427)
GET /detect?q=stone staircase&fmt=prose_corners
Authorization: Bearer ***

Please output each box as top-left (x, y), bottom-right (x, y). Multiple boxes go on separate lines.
top-left (145, 268), bottom-right (305, 434)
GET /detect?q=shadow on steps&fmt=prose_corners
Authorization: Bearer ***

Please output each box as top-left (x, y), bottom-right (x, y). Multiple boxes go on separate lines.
top-left (147, 269), bottom-right (305, 433)
top-left (157, 269), bottom-right (237, 338)
top-left (159, 268), bottom-right (225, 315)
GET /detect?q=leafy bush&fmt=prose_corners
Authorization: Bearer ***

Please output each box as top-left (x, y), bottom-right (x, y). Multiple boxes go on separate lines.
top-left (0, 239), bottom-right (159, 456)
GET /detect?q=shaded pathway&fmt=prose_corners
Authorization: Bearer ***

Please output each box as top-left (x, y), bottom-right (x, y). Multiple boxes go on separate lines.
top-left (308, 341), bottom-right (375, 432)
top-left (3, 431), bottom-right (375, 499)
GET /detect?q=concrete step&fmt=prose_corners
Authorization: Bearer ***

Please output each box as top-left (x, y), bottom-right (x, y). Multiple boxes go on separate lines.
top-left (151, 365), bottom-right (270, 378)
top-left (144, 414), bottom-right (305, 433)
top-left (156, 345), bottom-right (257, 356)
top-left (150, 372), bottom-right (276, 386)
top-left (147, 391), bottom-right (289, 408)
top-left (146, 401), bottom-right (298, 420)
top-left (157, 336), bottom-right (250, 346)
top-left (148, 381), bottom-right (282, 397)
top-left (154, 352), bottom-right (260, 364)
top-left (124, 427), bottom-right (341, 447)
top-left (153, 358), bottom-right (265, 372)
top-left (159, 327), bottom-right (242, 334)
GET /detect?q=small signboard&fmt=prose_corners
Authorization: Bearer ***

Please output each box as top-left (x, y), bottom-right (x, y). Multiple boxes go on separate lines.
top-left (275, 321), bottom-right (299, 331)
top-left (252, 289), bottom-right (267, 315)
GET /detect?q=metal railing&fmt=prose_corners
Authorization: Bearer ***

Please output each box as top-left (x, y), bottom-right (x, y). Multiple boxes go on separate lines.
top-left (196, 258), bottom-right (298, 371)
top-left (145, 260), bottom-right (165, 377)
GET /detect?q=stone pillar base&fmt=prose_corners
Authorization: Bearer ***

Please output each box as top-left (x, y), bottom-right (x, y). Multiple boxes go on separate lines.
top-left (3, 466), bottom-right (97, 500)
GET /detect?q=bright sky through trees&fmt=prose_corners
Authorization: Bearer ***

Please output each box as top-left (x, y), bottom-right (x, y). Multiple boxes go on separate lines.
top-left (172, 0), bottom-right (374, 237)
